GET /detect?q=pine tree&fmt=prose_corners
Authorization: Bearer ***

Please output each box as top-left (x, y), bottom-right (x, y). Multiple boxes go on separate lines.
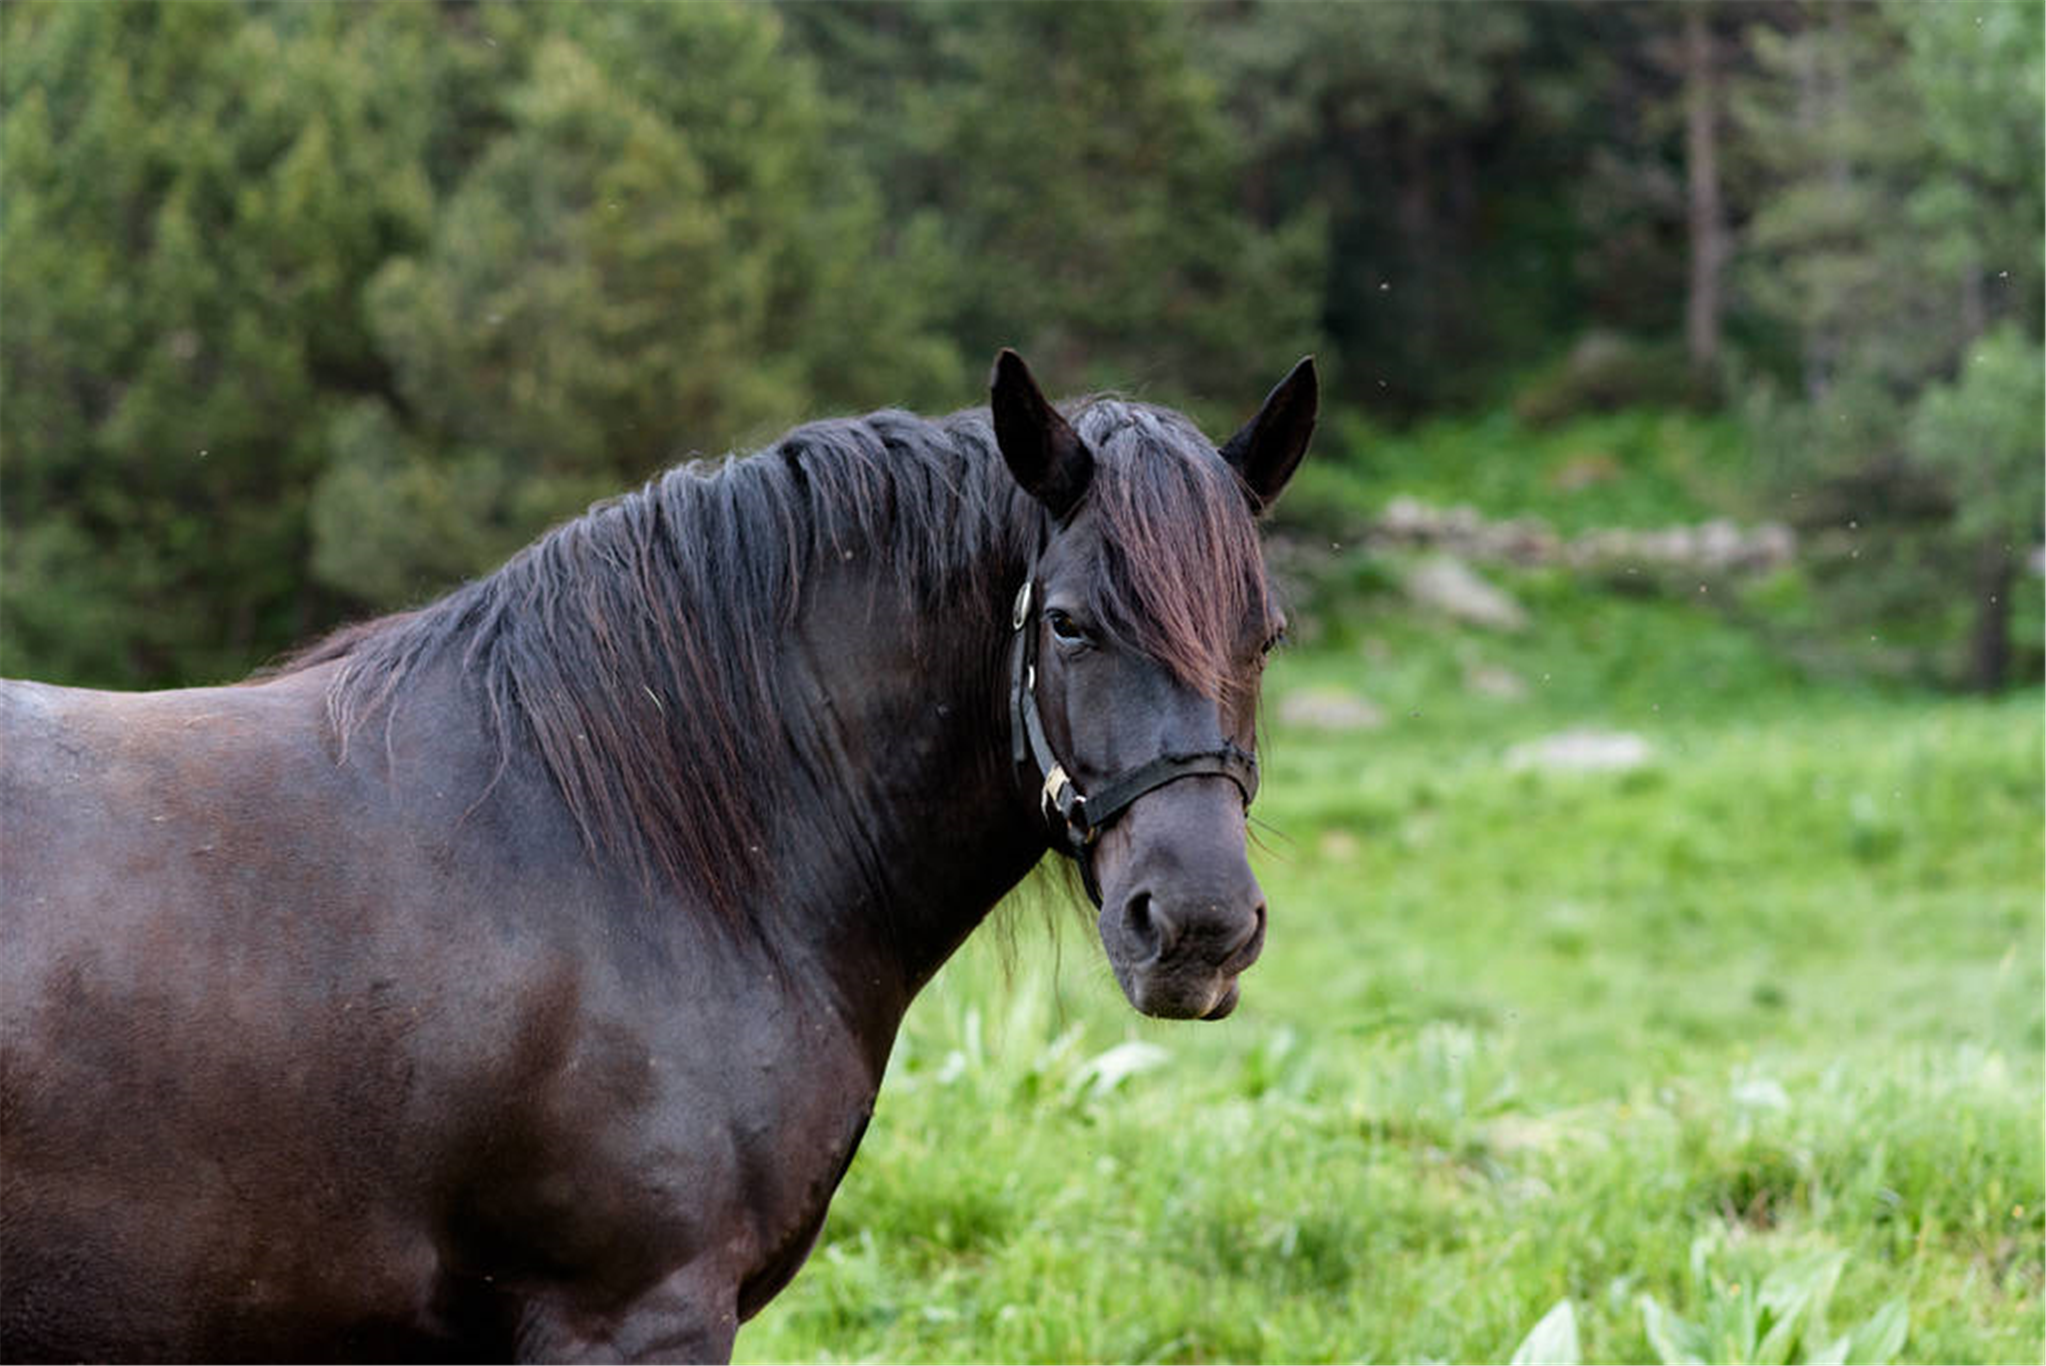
top-left (317, 2), bottom-right (961, 609)
top-left (1, 1), bottom-right (439, 684)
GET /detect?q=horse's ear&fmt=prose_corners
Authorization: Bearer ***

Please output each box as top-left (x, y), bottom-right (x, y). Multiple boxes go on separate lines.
top-left (1220, 357), bottom-right (1318, 515)
top-left (990, 348), bottom-right (1092, 520)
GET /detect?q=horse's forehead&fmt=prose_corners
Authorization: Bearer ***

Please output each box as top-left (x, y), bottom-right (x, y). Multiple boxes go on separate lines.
top-left (1113, 407), bottom-right (1178, 444)
top-left (1082, 404), bottom-right (1216, 459)
top-left (1049, 501), bottom-right (1252, 569)
top-left (1044, 506), bottom-right (1270, 636)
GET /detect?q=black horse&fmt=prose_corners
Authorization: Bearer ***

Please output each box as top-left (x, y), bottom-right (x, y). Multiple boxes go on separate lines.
top-left (0, 351), bottom-right (1316, 1362)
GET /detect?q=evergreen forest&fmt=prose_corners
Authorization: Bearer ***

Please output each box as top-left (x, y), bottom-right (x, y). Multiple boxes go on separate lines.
top-left (3, 0), bottom-right (2039, 691)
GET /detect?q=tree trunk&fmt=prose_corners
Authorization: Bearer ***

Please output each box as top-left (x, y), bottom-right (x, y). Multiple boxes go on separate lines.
top-left (1966, 541), bottom-right (2016, 692)
top-left (1960, 260), bottom-right (1987, 341)
top-left (1683, 8), bottom-right (1726, 384)
top-left (1397, 122), bottom-right (1437, 364)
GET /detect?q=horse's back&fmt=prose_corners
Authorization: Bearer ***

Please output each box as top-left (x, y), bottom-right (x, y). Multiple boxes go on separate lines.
top-left (2, 670), bottom-right (367, 983)
top-left (10, 671), bottom-right (285, 916)
top-left (0, 672), bottom-right (483, 1360)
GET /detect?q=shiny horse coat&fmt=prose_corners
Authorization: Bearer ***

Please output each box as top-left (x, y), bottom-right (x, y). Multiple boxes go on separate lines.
top-left (0, 353), bottom-right (1314, 1362)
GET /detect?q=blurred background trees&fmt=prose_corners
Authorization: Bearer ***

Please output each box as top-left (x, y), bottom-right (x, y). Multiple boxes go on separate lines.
top-left (2, 0), bottom-right (2039, 690)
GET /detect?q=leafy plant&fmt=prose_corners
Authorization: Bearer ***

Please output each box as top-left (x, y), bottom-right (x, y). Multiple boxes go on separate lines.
top-left (1637, 1237), bottom-right (1909, 1366)
top-left (1512, 1298), bottom-right (1583, 1366)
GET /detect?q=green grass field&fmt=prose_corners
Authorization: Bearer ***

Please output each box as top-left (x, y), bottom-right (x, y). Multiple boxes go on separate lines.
top-left (737, 568), bottom-right (2043, 1363)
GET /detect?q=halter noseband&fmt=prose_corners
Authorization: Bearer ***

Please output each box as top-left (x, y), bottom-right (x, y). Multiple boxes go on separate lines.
top-left (1007, 553), bottom-right (1259, 907)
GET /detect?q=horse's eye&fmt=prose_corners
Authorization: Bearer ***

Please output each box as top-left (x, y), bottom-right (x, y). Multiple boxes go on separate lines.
top-left (1046, 608), bottom-right (1089, 646)
top-left (1261, 626), bottom-right (1288, 656)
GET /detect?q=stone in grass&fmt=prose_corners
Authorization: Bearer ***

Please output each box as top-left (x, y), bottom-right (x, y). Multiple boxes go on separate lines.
top-left (1404, 554), bottom-right (1529, 632)
top-left (1505, 729), bottom-right (1654, 773)
top-left (1277, 688), bottom-right (1385, 731)
top-left (1317, 830), bottom-right (1361, 862)
top-left (1464, 660), bottom-right (1529, 700)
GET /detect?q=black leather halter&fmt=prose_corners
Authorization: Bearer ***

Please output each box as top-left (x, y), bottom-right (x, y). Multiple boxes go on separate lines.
top-left (1007, 556), bottom-right (1260, 906)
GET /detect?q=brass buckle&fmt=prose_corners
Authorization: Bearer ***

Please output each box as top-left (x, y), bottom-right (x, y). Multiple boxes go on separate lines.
top-left (1040, 763), bottom-right (1070, 815)
top-left (1041, 765), bottom-right (1093, 845)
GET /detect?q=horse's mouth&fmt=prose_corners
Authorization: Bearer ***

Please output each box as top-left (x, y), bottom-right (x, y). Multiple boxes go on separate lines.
top-left (1200, 979), bottom-right (1242, 1020)
top-left (1120, 968), bottom-right (1244, 1021)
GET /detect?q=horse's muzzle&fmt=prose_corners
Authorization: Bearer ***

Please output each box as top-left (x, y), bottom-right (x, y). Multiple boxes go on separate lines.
top-left (1089, 773), bottom-right (1266, 1019)
top-left (1100, 882), bottom-right (1267, 1020)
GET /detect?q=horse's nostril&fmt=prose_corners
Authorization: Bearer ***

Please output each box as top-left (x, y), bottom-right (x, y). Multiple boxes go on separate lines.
top-left (1123, 891), bottom-right (1176, 958)
top-left (1126, 890), bottom-right (1153, 941)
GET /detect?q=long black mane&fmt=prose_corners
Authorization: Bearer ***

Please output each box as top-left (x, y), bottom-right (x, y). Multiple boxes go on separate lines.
top-left (292, 400), bottom-right (1271, 928)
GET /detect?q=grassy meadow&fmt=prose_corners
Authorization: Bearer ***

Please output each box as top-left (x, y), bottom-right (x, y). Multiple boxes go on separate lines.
top-left (738, 414), bottom-right (2043, 1365)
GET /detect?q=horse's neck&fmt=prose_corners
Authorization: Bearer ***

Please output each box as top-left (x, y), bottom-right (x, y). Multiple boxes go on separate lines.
top-left (772, 567), bottom-right (1046, 1029)
top-left (347, 520), bottom-right (1047, 1066)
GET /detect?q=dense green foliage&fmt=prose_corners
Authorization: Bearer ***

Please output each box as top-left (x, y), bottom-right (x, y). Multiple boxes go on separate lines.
top-left (1727, 0), bottom-right (2044, 690)
top-left (2, 0), bottom-right (2038, 688)
top-left (2, 3), bottom-right (441, 680)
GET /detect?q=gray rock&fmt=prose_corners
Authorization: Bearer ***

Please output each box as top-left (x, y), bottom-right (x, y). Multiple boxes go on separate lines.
top-left (1464, 661), bottom-right (1529, 701)
top-left (1404, 555), bottom-right (1529, 631)
top-left (1277, 689), bottom-right (1385, 731)
top-left (1505, 730), bottom-right (1654, 773)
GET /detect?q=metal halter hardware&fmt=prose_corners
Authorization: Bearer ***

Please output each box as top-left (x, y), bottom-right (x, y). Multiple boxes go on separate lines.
top-left (1007, 568), bottom-right (1259, 906)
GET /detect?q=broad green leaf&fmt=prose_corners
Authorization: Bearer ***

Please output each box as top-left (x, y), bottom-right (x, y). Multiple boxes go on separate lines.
top-left (1757, 1251), bottom-right (1845, 1363)
top-left (1804, 1332), bottom-right (1852, 1366)
top-left (1509, 1297), bottom-right (1581, 1366)
top-left (1640, 1294), bottom-right (1703, 1366)
top-left (1069, 1041), bottom-right (1170, 1100)
top-left (1849, 1298), bottom-right (1911, 1365)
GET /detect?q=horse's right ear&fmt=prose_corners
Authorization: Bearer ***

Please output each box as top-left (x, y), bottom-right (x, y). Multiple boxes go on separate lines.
top-left (990, 349), bottom-right (1092, 521)
top-left (1220, 356), bottom-right (1318, 515)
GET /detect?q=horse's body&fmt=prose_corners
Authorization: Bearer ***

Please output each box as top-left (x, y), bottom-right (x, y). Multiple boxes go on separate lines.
top-left (4, 658), bottom-right (895, 1360)
top-left (1, 354), bottom-right (1314, 1361)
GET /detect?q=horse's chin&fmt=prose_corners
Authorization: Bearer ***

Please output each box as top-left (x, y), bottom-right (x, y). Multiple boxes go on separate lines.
top-left (1117, 969), bottom-right (1242, 1021)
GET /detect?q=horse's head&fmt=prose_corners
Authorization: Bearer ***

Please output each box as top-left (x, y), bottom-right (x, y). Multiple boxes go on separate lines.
top-left (990, 350), bottom-right (1316, 1020)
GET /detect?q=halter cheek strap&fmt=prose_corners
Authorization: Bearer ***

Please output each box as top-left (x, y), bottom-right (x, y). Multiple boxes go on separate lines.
top-left (1007, 575), bottom-right (1259, 906)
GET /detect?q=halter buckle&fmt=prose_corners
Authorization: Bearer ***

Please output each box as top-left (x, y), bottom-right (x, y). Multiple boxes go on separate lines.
top-left (1041, 763), bottom-right (1071, 814)
top-left (1011, 580), bottom-right (1033, 631)
top-left (1040, 764), bottom-right (1094, 845)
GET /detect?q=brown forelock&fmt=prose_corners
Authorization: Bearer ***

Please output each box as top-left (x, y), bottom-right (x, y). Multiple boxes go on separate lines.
top-left (1068, 401), bottom-right (1274, 706)
top-left (300, 409), bottom-right (1039, 933)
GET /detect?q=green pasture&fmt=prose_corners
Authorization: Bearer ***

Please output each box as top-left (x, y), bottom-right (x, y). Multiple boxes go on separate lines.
top-left (739, 588), bottom-right (2043, 1364)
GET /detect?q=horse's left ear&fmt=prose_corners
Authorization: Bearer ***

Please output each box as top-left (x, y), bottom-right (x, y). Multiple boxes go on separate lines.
top-left (991, 348), bottom-right (1093, 521)
top-left (1220, 356), bottom-right (1318, 515)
